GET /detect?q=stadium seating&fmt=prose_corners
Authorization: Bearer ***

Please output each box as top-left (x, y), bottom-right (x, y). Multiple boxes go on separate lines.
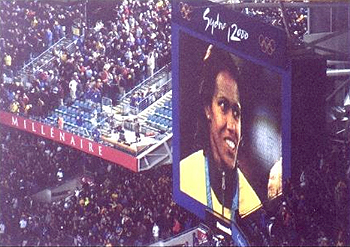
top-left (145, 100), bottom-right (173, 132)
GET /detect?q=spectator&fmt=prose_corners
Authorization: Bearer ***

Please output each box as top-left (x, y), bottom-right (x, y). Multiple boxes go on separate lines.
top-left (44, 27), bottom-right (53, 48)
top-left (152, 222), bottom-right (160, 242)
top-left (57, 116), bottom-right (64, 129)
top-left (69, 77), bottom-right (78, 101)
top-left (193, 232), bottom-right (199, 246)
top-left (57, 168), bottom-right (63, 182)
top-left (134, 118), bottom-right (141, 142)
top-left (147, 50), bottom-right (156, 77)
top-left (3, 53), bottom-right (13, 77)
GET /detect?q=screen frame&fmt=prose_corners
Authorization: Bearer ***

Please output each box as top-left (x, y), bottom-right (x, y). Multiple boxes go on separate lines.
top-left (172, 0), bottom-right (291, 220)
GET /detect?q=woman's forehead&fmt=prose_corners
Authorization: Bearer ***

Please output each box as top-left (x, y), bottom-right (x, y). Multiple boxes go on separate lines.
top-left (214, 70), bottom-right (239, 100)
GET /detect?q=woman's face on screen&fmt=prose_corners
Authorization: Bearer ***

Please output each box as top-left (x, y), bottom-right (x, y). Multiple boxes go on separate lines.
top-left (205, 70), bottom-right (241, 171)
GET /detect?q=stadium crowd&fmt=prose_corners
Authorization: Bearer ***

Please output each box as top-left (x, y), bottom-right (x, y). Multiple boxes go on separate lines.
top-left (0, 0), bottom-right (84, 76)
top-left (0, 126), bottom-right (199, 246)
top-left (243, 5), bottom-right (308, 45)
top-left (1, 0), bottom-right (171, 118)
top-left (1, 124), bottom-right (348, 246)
top-left (260, 141), bottom-right (349, 246)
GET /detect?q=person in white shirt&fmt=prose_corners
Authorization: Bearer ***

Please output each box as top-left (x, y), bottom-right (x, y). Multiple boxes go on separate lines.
top-left (69, 78), bottom-right (78, 101)
top-left (152, 222), bottom-right (160, 242)
top-left (19, 218), bottom-right (27, 229)
top-left (57, 168), bottom-right (64, 182)
top-left (147, 50), bottom-right (156, 77)
top-left (0, 222), bottom-right (5, 234)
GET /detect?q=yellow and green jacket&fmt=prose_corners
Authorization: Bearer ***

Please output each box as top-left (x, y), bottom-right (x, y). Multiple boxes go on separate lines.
top-left (180, 150), bottom-right (262, 219)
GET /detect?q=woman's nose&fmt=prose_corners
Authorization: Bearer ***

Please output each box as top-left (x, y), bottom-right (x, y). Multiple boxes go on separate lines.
top-left (226, 113), bottom-right (237, 131)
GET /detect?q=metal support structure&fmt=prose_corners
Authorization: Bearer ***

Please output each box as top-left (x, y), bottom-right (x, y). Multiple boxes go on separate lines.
top-left (327, 60), bottom-right (350, 66)
top-left (137, 134), bottom-right (172, 171)
top-left (84, 0), bottom-right (88, 27)
top-left (326, 78), bottom-right (350, 102)
top-left (163, 141), bottom-right (173, 163)
top-left (327, 69), bottom-right (350, 77)
top-left (278, 1), bottom-right (292, 40)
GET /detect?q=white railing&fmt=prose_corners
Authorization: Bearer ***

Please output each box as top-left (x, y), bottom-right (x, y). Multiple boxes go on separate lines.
top-left (130, 78), bottom-right (172, 115)
top-left (20, 37), bottom-right (65, 74)
top-left (120, 63), bottom-right (171, 102)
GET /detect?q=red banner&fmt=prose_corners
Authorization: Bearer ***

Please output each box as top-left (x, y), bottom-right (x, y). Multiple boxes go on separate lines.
top-left (0, 110), bottom-right (138, 172)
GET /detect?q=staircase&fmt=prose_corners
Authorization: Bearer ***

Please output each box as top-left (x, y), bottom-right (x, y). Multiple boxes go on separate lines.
top-left (116, 64), bottom-right (172, 115)
top-left (138, 90), bottom-right (172, 132)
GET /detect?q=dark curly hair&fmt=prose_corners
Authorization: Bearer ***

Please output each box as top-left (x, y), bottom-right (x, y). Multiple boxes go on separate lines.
top-left (195, 44), bottom-right (242, 154)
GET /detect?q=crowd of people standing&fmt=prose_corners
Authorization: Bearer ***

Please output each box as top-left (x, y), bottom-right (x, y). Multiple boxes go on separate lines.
top-left (1, 0), bottom-right (84, 76)
top-left (1, 0), bottom-right (171, 119)
top-left (0, 126), bottom-right (199, 246)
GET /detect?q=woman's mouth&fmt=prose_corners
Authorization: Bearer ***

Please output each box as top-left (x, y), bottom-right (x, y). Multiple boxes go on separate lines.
top-left (225, 138), bottom-right (236, 150)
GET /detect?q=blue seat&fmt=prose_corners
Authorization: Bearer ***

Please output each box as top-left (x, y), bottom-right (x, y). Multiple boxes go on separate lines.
top-left (160, 108), bottom-right (166, 116)
top-left (151, 117), bottom-right (157, 126)
top-left (164, 119), bottom-right (169, 127)
top-left (163, 118), bottom-right (167, 125)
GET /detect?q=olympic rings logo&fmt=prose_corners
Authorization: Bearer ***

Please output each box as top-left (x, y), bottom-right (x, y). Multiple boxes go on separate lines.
top-left (179, 2), bottom-right (193, 21)
top-left (258, 34), bottom-right (276, 56)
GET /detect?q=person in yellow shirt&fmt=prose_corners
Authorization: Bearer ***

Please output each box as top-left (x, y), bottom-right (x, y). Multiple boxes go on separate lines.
top-left (180, 45), bottom-right (262, 221)
top-left (4, 53), bottom-right (12, 67)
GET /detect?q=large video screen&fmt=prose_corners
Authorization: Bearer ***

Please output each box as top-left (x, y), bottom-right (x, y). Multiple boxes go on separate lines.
top-left (172, 0), bottom-right (290, 225)
top-left (178, 31), bottom-right (282, 218)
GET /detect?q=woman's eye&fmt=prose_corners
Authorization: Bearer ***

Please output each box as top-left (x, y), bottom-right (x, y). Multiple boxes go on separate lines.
top-left (232, 105), bottom-right (241, 119)
top-left (219, 100), bottom-right (229, 112)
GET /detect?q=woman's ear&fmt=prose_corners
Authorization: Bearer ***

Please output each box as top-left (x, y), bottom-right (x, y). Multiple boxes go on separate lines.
top-left (205, 106), bottom-right (211, 120)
